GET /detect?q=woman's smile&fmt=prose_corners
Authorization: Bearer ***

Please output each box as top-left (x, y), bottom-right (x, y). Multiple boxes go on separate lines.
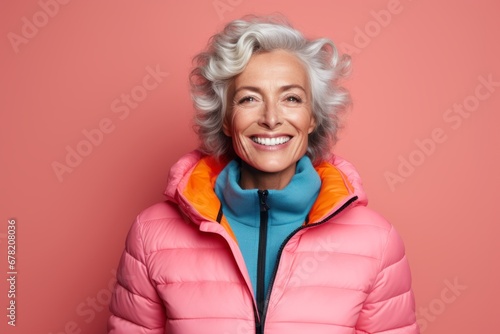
top-left (251, 136), bottom-right (292, 147)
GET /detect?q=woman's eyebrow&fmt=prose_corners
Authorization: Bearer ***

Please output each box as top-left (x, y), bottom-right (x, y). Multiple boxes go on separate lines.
top-left (234, 84), bottom-right (306, 95)
top-left (234, 86), bottom-right (261, 95)
top-left (280, 84), bottom-right (307, 93)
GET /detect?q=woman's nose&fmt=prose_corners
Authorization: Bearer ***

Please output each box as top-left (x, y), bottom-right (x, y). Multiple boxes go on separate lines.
top-left (259, 102), bottom-right (283, 129)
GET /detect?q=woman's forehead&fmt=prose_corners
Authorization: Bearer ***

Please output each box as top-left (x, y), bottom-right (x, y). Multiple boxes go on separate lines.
top-left (233, 50), bottom-right (309, 92)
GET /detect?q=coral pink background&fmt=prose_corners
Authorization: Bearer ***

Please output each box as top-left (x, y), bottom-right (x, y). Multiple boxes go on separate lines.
top-left (1, 0), bottom-right (499, 333)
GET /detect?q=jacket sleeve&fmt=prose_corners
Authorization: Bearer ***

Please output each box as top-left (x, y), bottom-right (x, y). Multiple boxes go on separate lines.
top-left (355, 225), bottom-right (420, 334)
top-left (108, 216), bottom-right (166, 333)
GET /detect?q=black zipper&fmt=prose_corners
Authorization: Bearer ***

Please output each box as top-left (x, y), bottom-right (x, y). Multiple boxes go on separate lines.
top-left (256, 195), bottom-right (358, 333)
top-left (255, 189), bottom-right (269, 334)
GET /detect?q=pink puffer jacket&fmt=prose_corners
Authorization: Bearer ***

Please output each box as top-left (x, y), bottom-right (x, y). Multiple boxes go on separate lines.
top-left (108, 150), bottom-right (419, 334)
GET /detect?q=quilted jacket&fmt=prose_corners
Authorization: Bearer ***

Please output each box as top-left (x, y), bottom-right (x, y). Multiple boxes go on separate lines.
top-left (108, 150), bottom-right (419, 334)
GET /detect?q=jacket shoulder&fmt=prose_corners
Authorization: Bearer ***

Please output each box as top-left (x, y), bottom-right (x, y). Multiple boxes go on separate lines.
top-left (342, 205), bottom-right (407, 269)
top-left (136, 201), bottom-right (183, 223)
top-left (129, 201), bottom-right (196, 255)
top-left (131, 200), bottom-right (225, 258)
top-left (339, 204), bottom-right (393, 230)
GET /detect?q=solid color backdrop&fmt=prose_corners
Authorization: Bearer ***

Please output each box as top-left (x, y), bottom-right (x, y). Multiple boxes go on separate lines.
top-left (1, 0), bottom-right (499, 333)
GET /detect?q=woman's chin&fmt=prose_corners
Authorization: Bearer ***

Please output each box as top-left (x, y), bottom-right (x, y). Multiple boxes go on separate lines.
top-left (241, 157), bottom-right (298, 176)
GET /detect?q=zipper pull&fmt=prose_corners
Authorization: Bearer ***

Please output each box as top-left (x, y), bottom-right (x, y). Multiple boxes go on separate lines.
top-left (258, 190), bottom-right (270, 212)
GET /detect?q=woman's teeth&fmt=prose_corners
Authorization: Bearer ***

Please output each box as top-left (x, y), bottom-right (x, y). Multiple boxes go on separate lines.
top-left (252, 136), bottom-right (291, 146)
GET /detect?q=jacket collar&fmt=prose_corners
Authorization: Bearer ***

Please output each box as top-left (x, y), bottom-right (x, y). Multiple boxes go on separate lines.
top-left (214, 156), bottom-right (321, 227)
top-left (164, 150), bottom-right (367, 227)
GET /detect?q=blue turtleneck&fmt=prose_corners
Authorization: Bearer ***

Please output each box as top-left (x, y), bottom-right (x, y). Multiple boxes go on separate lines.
top-left (215, 156), bottom-right (321, 298)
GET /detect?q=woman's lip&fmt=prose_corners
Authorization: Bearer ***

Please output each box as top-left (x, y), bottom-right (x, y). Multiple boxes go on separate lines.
top-left (250, 134), bottom-right (293, 139)
top-left (251, 135), bottom-right (292, 147)
top-left (250, 138), bottom-right (292, 151)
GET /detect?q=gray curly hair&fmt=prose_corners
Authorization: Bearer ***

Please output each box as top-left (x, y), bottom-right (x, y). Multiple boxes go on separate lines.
top-left (190, 15), bottom-right (351, 163)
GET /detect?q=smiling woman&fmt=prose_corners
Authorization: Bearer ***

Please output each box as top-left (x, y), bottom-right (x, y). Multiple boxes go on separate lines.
top-left (108, 15), bottom-right (419, 334)
top-left (224, 50), bottom-right (316, 190)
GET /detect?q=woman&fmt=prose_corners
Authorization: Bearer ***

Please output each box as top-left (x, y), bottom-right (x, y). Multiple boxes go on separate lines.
top-left (108, 16), bottom-right (419, 334)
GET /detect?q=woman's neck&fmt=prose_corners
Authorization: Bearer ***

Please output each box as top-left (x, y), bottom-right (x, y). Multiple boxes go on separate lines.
top-left (239, 161), bottom-right (296, 190)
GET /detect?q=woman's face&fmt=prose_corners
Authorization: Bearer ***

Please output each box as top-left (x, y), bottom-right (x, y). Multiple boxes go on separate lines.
top-left (223, 49), bottom-right (316, 188)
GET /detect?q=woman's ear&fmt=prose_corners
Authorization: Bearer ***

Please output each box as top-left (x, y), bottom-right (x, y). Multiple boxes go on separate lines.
top-left (308, 115), bottom-right (316, 134)
top-left (223, 84), bottom-right (235, 137)
top-left (222, 118), bottom-right (231, 137)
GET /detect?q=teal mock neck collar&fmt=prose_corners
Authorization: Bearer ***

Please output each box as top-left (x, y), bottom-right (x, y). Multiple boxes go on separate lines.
top-left (215, 156), bottom-right (321, 227)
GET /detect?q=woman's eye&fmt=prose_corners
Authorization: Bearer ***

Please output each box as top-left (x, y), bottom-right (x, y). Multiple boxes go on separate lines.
top-left (238, 96), bottom-right (256, 104)
top-left (285, 96), bottom-right (301, 103)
